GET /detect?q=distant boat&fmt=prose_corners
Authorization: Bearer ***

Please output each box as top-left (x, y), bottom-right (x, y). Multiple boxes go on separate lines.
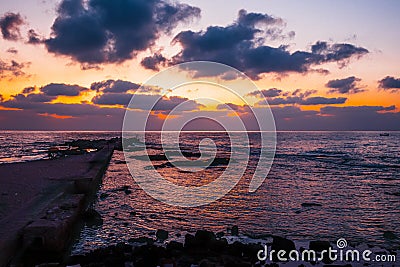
top-left (380, 133), bottom-right (390, 136)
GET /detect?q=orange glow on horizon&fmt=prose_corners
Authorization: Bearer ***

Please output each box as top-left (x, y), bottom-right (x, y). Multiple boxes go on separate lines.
top-left (39, 113), bottom-right (75, 119)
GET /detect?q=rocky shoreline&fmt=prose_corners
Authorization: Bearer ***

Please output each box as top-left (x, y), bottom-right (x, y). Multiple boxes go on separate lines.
top-left (66, 228), bottom-right (398, 267)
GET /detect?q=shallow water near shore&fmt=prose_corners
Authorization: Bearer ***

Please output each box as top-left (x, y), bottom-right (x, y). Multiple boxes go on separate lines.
top-left (0, 131), bottom-right (399, 255)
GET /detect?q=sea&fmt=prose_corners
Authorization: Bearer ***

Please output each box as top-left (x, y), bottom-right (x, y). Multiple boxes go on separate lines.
top-left (0, 131), bottom-right (399, 256)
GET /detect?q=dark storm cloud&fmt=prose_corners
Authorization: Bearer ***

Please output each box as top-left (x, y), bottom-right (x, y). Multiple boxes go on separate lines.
top-left (270, 105), bottom-right (400, 131)
top-left (216, 103), bottom-right (252, 113)
top-left (45, 0), bottom-right (200, 65)
top-left (246, 88), bottom-right (283, 98)
top-left (1, 93), bottom-right (124, 117)
top-left (378, 76), bottom-right (400, 91)
top-left (0, 109), bottom-right (125, 130)
top-left (152, 96), bottom-right (203, 111)
top-left (3, 93), bottom-right (56, 106)
top-left (152, 10), bottom-right (369, 79)
top-left (22, 86), bottom-right (35, 94)
top-left (237, 9), bottom-right (284, 28)
top-left (92, 93), bottom-right (133, 106)
top-left (246, 88), bottom-right (345, 106)
top-left (0, 12), bottom-right (24, 41)
top-left (40, 83), bottom-right (88, 96)
top-left (247, 88), bottom-right (319, 99)
top-left (310, 41), bottom-right (368, 64)
top-left (321, 105), bottom-right (396, 114)
top-left (257, 96), bottom-right (347, 106)
top-left (300, 96), bottom-right (347, 105)
top-left (141, 52), bottom-right (167, 71)
top-left (93, 92), bottom-right (203, 112)
top-left (90, 79), bottom-right (140, 93)
top-left (325, 76), bottom-right (364, 94)
top-left (291, 89), bottom-right (317, 98)
top-left (0, 59), bottom-right (28, 78)
top-left (27, 29), bottom-right (44, 44)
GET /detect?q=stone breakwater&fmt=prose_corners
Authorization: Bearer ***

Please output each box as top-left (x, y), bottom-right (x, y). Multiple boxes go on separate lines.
top-left (0, 138), bottom-right (121, 267)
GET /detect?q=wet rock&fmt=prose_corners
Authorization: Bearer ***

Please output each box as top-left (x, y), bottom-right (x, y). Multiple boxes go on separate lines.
top-left (271, 236), bottom-right (296, 262)
top-left (227, 241), bottom-right (245, 257)
top-left (216, 231), bottom-right (225, 238)
top-left (177, 255), bottom-right (196, 267)
top-left (321, 265), bottom-right (352, 267)
top-left (131, 154), bottom-right (168, 161)
top-left (198, 259), bottom-right (217, 267)
top-left (124, 189), bottom-right (132, 195)
top-left (128, 237), bottom-right (154, 244)
top-left (231, 225), bottom-right (239, 236)
top-left (301, 202), bottom-right (322, 207)
top-left (178, 170), bottom-right (192, 173)
top-left (83, 209), bottom-right (103, 226)
top-left (167, 240), bottom-right (184, 251)
top-left (209, 157), bottom-right (230, 166)
top-left (113, 185), bottom-right (130, 192)
top-left (243, 243), bottom-right (264, 263)
top-left (184, 233), bottom-right (196, 249)
top-left (133, 245), bottom-right (167, 266)
top-left (309, 240), bottom-right (331, 252)
top-left (99, 192), bottom-right (109, 200)
top-left (209, 238), bottom-right (228, 253)
top-left (156, 229), bottom-right (169, 241)
top-left (309, 240), bottom-right (333, 263)
top-left (195, 230), bottom-right (216, 247)
top-left (383, 231), bottom-right (398, 240)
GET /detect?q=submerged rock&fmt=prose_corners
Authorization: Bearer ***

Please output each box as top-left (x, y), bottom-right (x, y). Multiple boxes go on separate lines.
top-left (216, 231), bottom-right (225, 238)
top-left (309, 240), bottom-right (333, 263)
top-left (195, 230), bottom-right (216, 246)
top-left (156, 229), bottom-right (169, 241)
top-left (128, 237), bottom-right (154, 244)
top-left (301, 202), bottom-right (322, 207)
top-left (124, 189), bottom-right (132, 195)
top-left (309, 240), bottom-right (331, 252)
top-left (271, 236), bottom-right (296, 262)
top-left (82, 209), bottom-right (103, 226)
top-left (231, 225), bottom-right (239, 236)
top-left (99, 192), bottom-right (109, 200)
top-left (166, 240), bottom-right (184, 251)
top-left (383, 231), bottom-right (398, 240)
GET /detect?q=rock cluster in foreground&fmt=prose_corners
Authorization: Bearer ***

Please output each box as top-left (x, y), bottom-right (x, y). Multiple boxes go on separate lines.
top-left (67, 230), bottom-right (354, 267)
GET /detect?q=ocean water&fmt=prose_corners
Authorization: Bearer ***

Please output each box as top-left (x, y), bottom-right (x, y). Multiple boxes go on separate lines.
top-left (0, 131), bottom-right (121, 164)
top-left (0, 131), bottom-right (399, 254)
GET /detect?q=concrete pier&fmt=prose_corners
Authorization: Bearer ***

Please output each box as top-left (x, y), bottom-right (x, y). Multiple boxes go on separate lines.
top-left (0, 138), bottom-right (120, 266)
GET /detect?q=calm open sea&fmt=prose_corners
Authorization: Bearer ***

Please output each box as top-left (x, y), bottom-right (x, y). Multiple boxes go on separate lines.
top-left (0, 131), bottom-right (399, 254)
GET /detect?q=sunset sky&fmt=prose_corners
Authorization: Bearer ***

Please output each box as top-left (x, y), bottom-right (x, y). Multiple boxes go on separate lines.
top-left (0, 0), bottom-right (399, 130)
